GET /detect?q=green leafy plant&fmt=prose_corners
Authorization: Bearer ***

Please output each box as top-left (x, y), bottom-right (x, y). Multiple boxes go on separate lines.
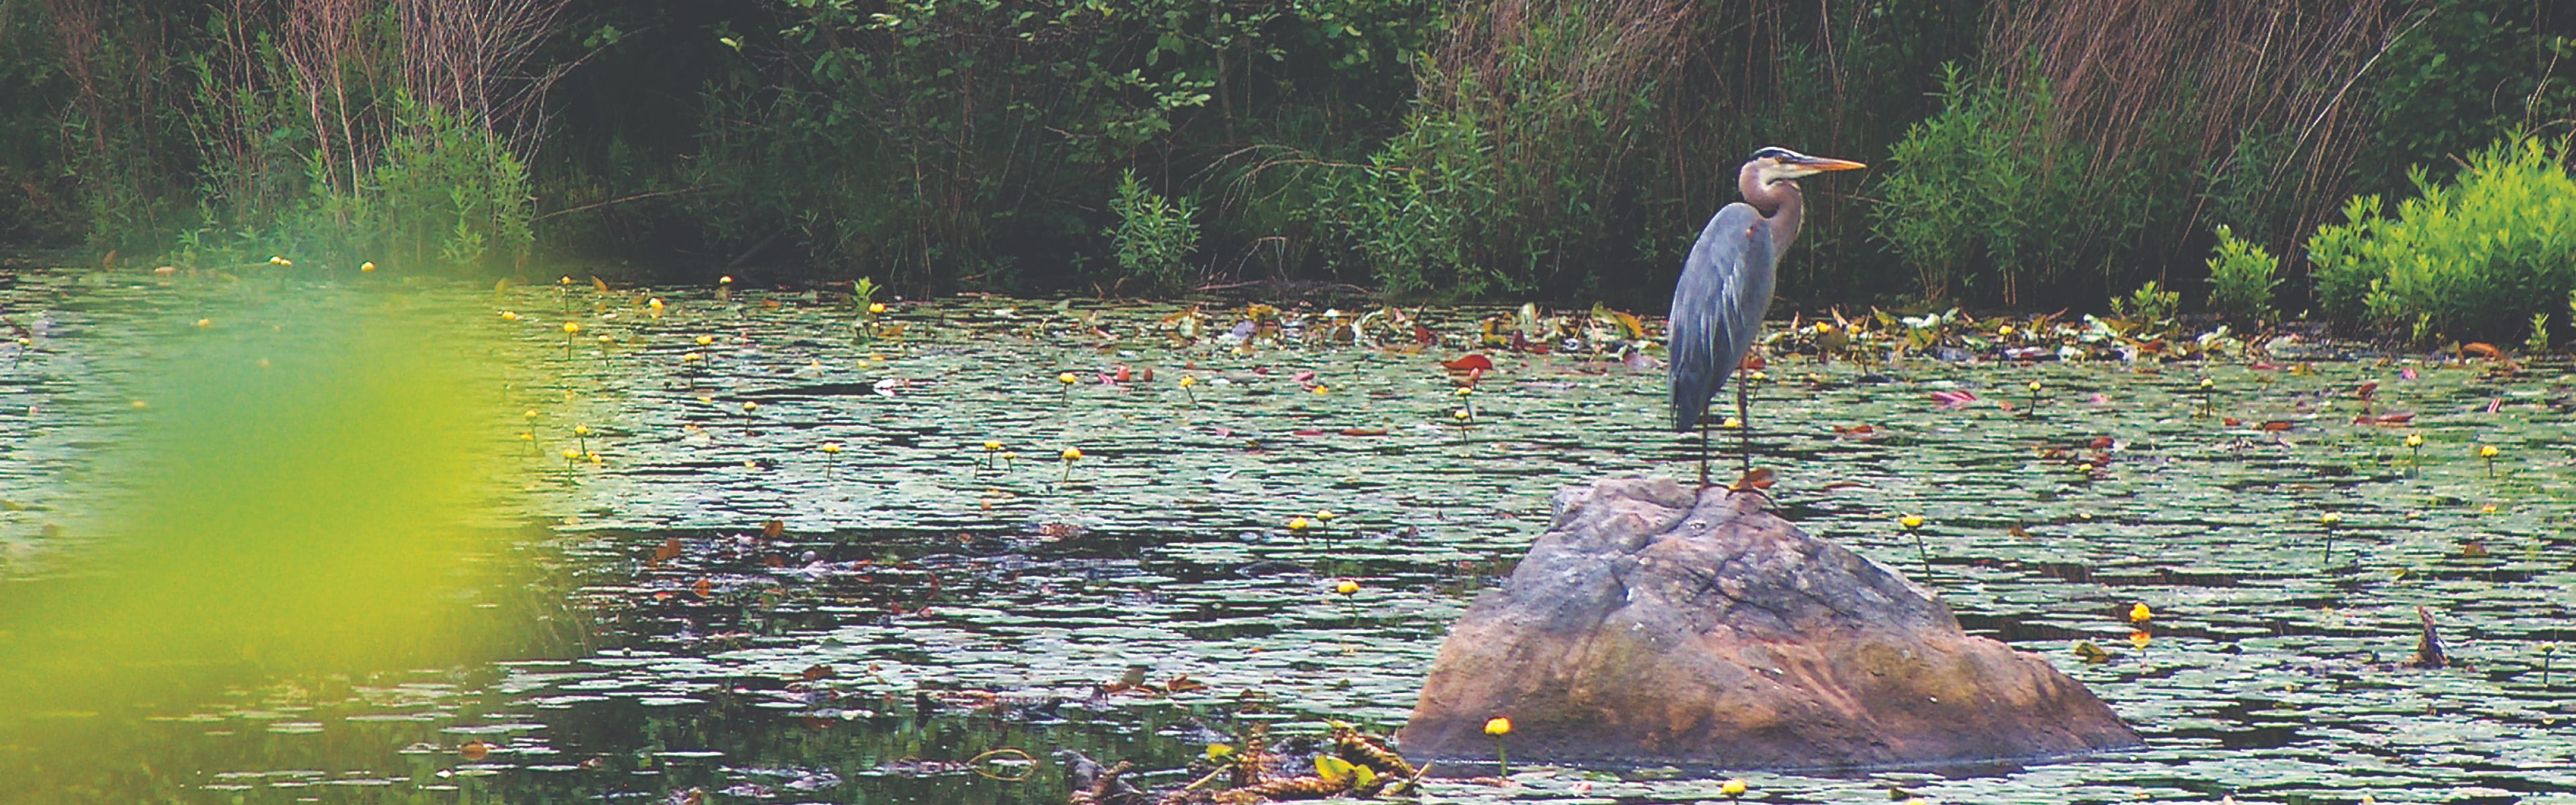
top-left (2110, 281), bottom-right (2180, 329)
top-left (2524, 313), bottom-right (2550, 355)
top-left (2204, 225), bottom-right (2282, 322)
top-left (1105, 170), bottom-right (1201, 295)
top-left (2308, 136), bottom-right (2576, 342)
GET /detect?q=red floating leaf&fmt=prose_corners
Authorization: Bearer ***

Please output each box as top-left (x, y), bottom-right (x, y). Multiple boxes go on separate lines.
top-left (1442, 354), bottom-right (1495, 372)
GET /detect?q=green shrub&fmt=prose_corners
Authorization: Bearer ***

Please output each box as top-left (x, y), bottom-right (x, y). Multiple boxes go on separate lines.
top-left (361, 98), bottom-right (535, 270)
top-left (2308, 136), bottom-right (2576, 342)
top-left (2204, 225), bottom-right (2281, 322)
top-left (1308, 0), bottom-right (1682, 300)
top-left (1104, 170), bottom-right (1201, 294)
top-left (1320, 109), bottom-right (1497, 298)
top-left (1870, 64), bottom-right (2159, 306)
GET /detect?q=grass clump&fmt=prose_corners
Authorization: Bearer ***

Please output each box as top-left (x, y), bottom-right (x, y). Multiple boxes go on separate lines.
top-left (2308, 136), bottom-right (2576, 343)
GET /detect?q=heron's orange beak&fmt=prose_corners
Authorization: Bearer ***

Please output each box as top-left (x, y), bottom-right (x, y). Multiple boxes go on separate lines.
top-left (1794, 156), bottom-right (1868, 172)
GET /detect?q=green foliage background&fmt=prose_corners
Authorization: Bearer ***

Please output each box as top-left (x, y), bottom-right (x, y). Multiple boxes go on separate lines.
top-left (1, 0), bottom-right (2571, 330)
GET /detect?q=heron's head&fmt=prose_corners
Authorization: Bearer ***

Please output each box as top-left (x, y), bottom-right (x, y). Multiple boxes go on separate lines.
top-left (1748, 147), bottom-right (1867, 183)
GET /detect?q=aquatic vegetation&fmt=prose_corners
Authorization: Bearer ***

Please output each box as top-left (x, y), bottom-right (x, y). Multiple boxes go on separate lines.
top-left (1, 282), bottom-right (2572, 803)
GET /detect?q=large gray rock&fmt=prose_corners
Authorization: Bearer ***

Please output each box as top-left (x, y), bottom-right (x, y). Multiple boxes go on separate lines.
top-left (1397, 477), bottom-right (2139, 769)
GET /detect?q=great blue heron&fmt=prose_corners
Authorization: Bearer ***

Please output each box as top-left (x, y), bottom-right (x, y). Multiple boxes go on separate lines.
top-left (1670, 147), bottom-right (1866, 486)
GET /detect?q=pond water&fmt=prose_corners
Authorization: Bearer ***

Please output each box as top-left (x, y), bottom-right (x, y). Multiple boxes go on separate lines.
top-left (0, 268), bottom-right (2570, 804)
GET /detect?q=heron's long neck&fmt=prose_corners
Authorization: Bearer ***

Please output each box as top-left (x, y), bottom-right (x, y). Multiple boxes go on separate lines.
top-left (1738, 163), bottom-right (1805, 257)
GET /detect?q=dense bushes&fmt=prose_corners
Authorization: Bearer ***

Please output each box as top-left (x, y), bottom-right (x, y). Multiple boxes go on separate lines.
top-left (1, 0), bottom-right (2571, 333)
top-left (672, 0), bottom-right (1436, 291)
top-left (24, 0), bottom-right (556, 272)
top-left (1307, 0), bottom-right (1680, 300)
top-left (2309, 137), bottom-right (2576, 343)
top-left (1872, 65), bottom-right (2152, 307)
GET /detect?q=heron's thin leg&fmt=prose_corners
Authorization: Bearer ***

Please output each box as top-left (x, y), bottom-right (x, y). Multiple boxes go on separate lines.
top-left (1697, 415), bottom-right (1711, 488)
top-left (1736, 367), bottom-right (1752, 474)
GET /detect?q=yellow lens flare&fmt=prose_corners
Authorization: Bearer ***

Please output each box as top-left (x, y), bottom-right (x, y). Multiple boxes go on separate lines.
top-left (0, 299), bottom-right (533, 780)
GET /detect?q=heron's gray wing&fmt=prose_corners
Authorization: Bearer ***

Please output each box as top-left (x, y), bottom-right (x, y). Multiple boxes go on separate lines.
top-left (1668, 203), bottom-right (1774, 432)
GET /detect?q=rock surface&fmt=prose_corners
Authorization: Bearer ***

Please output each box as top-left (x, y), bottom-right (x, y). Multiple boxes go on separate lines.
top-left (1397, 477), bottom-right (2139, 769)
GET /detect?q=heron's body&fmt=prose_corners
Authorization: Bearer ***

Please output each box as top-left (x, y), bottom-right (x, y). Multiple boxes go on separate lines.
top-left (1667, 147), bottom-right (1863, 482)
top-left (1668, 201), bottom-right (1777, 432)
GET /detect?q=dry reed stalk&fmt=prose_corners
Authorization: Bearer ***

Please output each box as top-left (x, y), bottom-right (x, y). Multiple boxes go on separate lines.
top-left (397, 0), bottom-right (570, 152)
top-left (41, 0), bottom-right (107, 163)
top-left (1980, 0), bottom-right (2411, 261)
top-left (283, 0), bottom-right (373, 202)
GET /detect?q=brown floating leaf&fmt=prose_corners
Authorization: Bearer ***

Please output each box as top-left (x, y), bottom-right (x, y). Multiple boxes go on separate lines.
top-left (1340, 427), bottom-right (1389, 437)
top-left (654, 536), bottom-right (684, 563)
top-left (2461, 342), bottom-right (2502, 360)
top-left (761, 519), bottom-right (785, 539)
top-left (2258, 420), bottom-right (2295, 432)
top-left (1729, 468), bottom-right (1776, 492)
